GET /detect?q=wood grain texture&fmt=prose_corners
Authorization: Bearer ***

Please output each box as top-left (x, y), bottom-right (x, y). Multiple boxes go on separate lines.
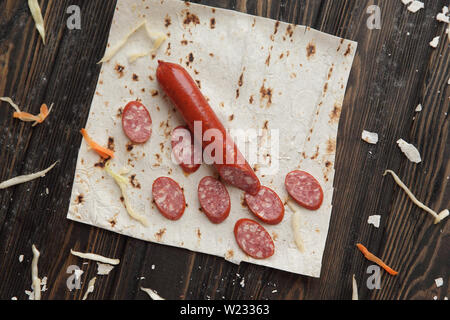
top-left (0, 0), bottom-right (448, 300)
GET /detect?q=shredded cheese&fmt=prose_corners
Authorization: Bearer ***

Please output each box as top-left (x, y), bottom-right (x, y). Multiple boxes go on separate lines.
top-left (70, 249), bottom-right (120, 265)
top-left (28, 0), bottom-right (46, 44)
top-left (105, 161), bottom-right (149, 226)
top-left (82, 277), bottom-right (97, 300)
top-left (99, 21), bottom-right (166, 64)
top-left (367, 215), bottom-right (381, 228)
top-left (0, 161), bottom-right (58, 189)
top-left (407, 1), bottom-right (424, 13)
top-left (361, 130), bottom-right (379, 144)
top-left (287, 201), bottom-right (305, 253)
top-left (429, 36), bottom-right (440, 48)
top-left (384, 170), bottom-right (449, 224)
top-left (97, 262), bottom-right (115, 275)
top-left (140, 287), bottom-right (165, 300)
top-left (352, 274), bottom-right (358, 300)
top-left (396, 139), bottom-right (422, 163)
top-left (31, 244), bottom-right (41, 300)
top-left (1, 97), bottom-right (21, 113)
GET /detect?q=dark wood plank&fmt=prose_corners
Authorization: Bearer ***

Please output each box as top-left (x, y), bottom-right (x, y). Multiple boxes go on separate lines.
top-left (0, 0), bottom-right (448, 301)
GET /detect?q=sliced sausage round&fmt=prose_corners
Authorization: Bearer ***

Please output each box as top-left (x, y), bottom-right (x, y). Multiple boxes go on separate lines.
top-left (285, 170), bottom-right (323, 210)
top-left (152, 177), bottom-right (186, 220)
top-left (244, 186), bottom-right (285, 225)
top-left (171, 126), bottom-right (201, 173)
top-left (234, 219), bottom-right (275, 259)
top-left (198, 176), bottom-right (230, 224)
top-left (122, 101), bottom-right (152, 143)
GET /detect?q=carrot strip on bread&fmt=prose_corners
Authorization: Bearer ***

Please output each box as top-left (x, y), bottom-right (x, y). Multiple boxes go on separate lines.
top-left (356, 243), bottom-right (398, 276)
top-left (80, 129), bottom-right (115, 159)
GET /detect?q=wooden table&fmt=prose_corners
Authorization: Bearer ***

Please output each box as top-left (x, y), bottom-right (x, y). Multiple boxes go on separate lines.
top-left (0, 0), bottom-right (448, 300)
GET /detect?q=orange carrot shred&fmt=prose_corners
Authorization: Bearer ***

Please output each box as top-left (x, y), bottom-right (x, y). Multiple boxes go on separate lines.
top-left (80, 128), bottom-right (115, 159)
top-left (13, 111), bottom-right (41, 122)
top-left (356, 243), bottom-right (398, 276)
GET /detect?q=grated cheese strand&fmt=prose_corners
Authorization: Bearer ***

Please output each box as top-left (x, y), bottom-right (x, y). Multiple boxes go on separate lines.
top-left (287, 201), bottom-right (305, 253)
top-left (140, 287), bottom-right (165, 300)
top-left (384, 170), bottom-right (449, 224)
top-left (82, 277), bottom-right (97, 300)
top-left (70, 249), bottom-right (120, 265)
top-left (0, 161), bottom-right (58, 189)
top-left (1, 97), bottom-right (22, 113)
top-left (98, 21), bottom-right (166, 64)
top-left (352, 274), bottom-right (358, 300)
top-left (31, 244), bottom-right (41, 300)
top-left (105, 161), bottom-right (149, 226)
top-left (28, 0), bottom-right (46, 44)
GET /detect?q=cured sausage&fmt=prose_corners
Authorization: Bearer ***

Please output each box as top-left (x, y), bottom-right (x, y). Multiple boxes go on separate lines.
top-left (171, 126), bottom-right (201, 173)
top-left (152, 177), bottom-right (186, 220)
top-left (156, 60), bottom-right (261, 195)
top-left (122, 101), bottom-right (152, 143)
top-left (244, 186), bottom-right (284, 225)
top-left (234, 219), bottom-right (275, 259)
top-left (197, 176), bottom-right (230, 223)
top-left (285, 170), bottom-right (323, 210)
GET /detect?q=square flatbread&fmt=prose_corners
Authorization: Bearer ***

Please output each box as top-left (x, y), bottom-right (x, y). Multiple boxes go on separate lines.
top-left (67, 0), bottom-right (357, 277)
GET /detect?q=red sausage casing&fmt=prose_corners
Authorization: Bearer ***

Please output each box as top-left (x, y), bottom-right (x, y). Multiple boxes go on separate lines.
top-left (156, 61), bottom-right (261, 195)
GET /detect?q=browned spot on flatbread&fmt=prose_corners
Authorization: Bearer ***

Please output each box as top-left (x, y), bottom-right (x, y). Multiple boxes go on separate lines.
top-left (249, 95), bottom-right (254, 104)
top-left (273, 21), bottom-right (280, 34)
top-left (252, 18), bottom-right (256, 27)
top-left (225, 250), bottom-right (234, 259)
top-left (75, 194), bottom-right (84, 204)
top-left (327, 138), bottom-right (336, 154)
top-left (155, 228), bottom-right (166, 241)
top-left (183, 11), bottom-right (200, 26)
top-left (164, 14), bottom-right (171, 27)
top-left (235, 88), bottom-right (240, 99)
top-left (209, 52), bottom-right (214, 57)
top-left (272, 232), bottom-right (279, 241)
top-left (181, 40), bottom-right (188, 46)
top-left (337, 38), bottom-right (345, 52)
top-left (329, 103), bottom-right (342, 124)
top-left (279, 53), bottom-right (284, 59)
top-left (132, 74), bottom-right (139, 81)
top-left (94, 158), bottom-right (108, 168)
top-left (323, 82), bottom-right (328, 94)
top-left (186, 52), bottom-right (194, 67)
top-left (107, 137), bottom-right (115, 152)
top-left (265, 53), bottom-right (271, 66)
top-left (344, 43), bottom-right (352, 56)
top-left (129, 174), bottom-right (141, 189)
top-left (310, 145), bottom-right (320, 160)
top-left (210, 17), bottom-right (216, 29)
top-left (165, 42), bottom-right (171, 55)
top-left (260, 81), bottom-right (273, 108)
top-left (238, 71), bottom-right (244, 87)
top-left (196, 228), bottom-right (201, 239)
top-left (263, 120), bottom-right (269, 130)
top-left (151, 89), bottom-right (159, 97)
top-left (126, 142), bottom-right (134, 152)
top-left (116, 107), bottom-right (123, 118)
top-left (114, 64), bottom-right (125, 78)
top-left (108, 217), bottom-right (117, 228)
top-left (195, 80), bottom-right (201, 89)
top-left (149, 75), bottom-right (154, 81)
top-left (286, 24), bottom-right (294, 37)
top-left (327, 64), bottom-right (334, 80)
top-left (306, 42), bottom-right (316, 59)
top-left (228, 114), bottom-right (234, 121)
